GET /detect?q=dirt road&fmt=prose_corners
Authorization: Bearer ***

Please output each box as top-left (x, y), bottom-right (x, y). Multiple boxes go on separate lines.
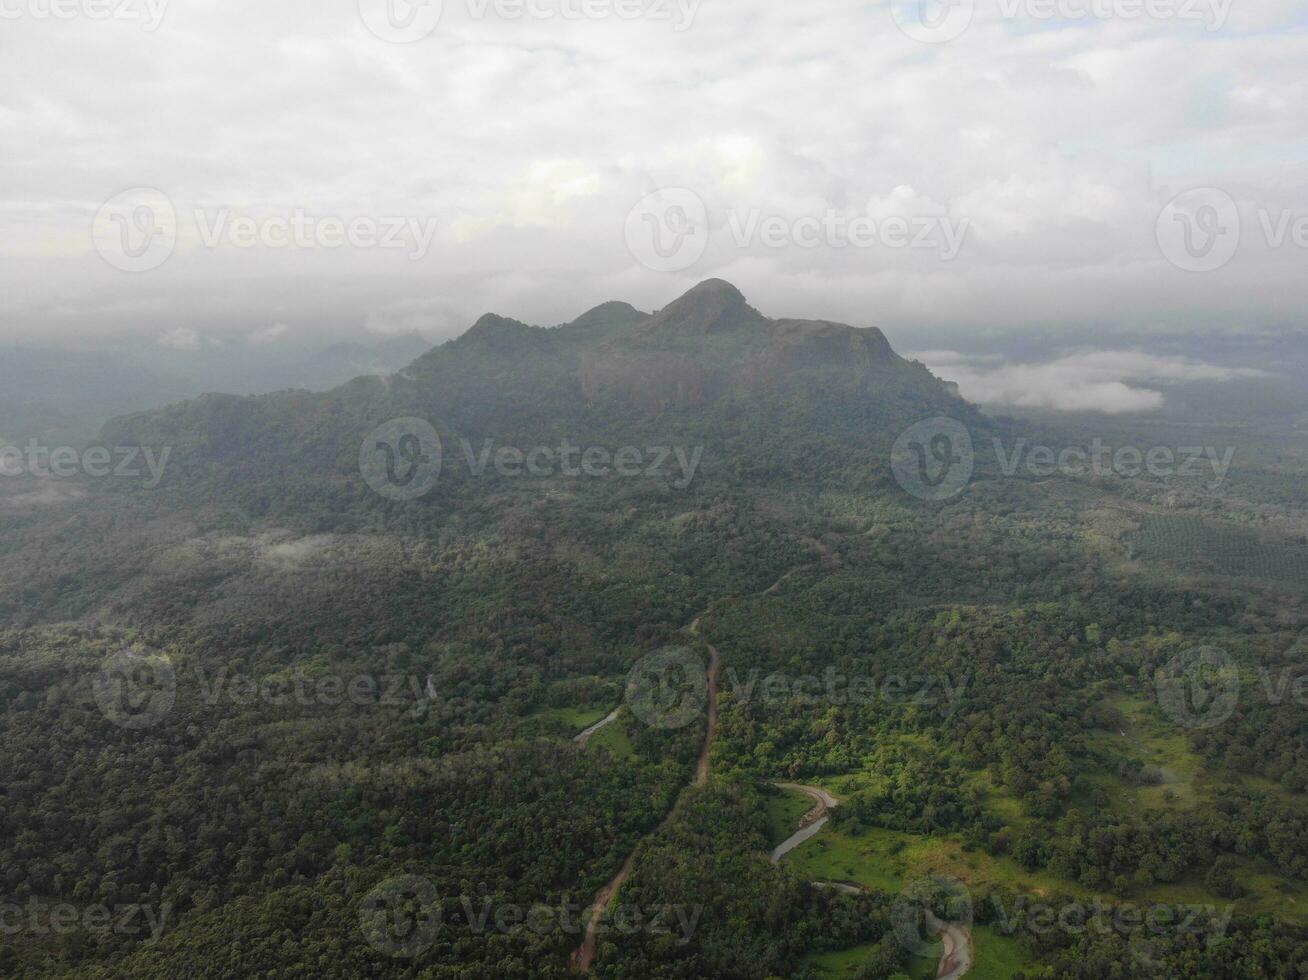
top-left (570, 561), bottom-right (818, 973)
top-left (769, 783), bottom-right (839, 863)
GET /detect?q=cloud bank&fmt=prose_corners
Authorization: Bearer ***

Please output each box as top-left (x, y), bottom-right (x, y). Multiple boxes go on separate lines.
top-left (1, 0), bottom-right (1305, 343)
top-left (914, 348), bottom-right (1269, 413)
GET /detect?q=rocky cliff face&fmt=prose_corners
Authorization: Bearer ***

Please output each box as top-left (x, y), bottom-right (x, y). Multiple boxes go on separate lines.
top-left (579, 279), bottom-right (914, 410)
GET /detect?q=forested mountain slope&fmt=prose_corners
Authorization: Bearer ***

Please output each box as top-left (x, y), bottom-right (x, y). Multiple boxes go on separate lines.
top-left (2, 283), bottom-right (1307, 978)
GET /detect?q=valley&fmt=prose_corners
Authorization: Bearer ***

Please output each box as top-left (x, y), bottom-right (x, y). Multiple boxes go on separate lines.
top-left (2, 282), bottom-right (1308, 978)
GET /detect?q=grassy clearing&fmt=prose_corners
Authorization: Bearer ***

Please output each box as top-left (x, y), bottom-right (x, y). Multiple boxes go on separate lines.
top-left (1077, 695), bottom-right (1308, 921)
top-left (800, 941), bottom-right (880, 977)
top-left (803, 926), bottom-right (1038, 979)
top-left (966, 770), bottom-right (1033, 832)
top-left (764, 786), bottom-right (818, 848)
top-left (970, 925), bottom-right (1038, 979)
top-left (587, 715), bottom-right (637, 760)
top-left (532, 705), bottom-right (609, 731)
top-left (1141, 864), bottom-right (1308, 926)
top-left (799, 944), bottom-right (942, 980)
top-left (786, 811), bottom-right (1308, 931)
top-left (781, 824), bottom-right (1079, 900)
top-left (1084, 694), bottom-right (1207, 812)
top-left (1235, 869), bottom-right (1308, 923)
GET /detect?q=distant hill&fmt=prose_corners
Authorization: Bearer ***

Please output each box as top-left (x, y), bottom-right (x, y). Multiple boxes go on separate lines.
top-left (0, 347), bottom-right (192, 444)
top-left (0, 333), bottom-right (434, 446)
top-left (101, 280), bottom-right (976, 510)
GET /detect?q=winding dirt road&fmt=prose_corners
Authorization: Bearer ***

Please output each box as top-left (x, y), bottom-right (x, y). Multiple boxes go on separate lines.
top-left (769, 783), bottom-right (839, 863)
top-left (928, 912), bottom-right (974, 980)
top-left (570, 637), bottom-right (720, 972)
top-left (569, 559), bottom-right (823, 973)
top-left (695, 644), bottom-right (720, 786)
top-left (573, 707), bottom-right (621, 747)
top-left (770, 786), bottom-right (973, 979)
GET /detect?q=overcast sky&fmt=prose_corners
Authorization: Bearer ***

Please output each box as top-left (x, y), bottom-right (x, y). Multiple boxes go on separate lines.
top-left (2, 0), bottom-right (1306, 365)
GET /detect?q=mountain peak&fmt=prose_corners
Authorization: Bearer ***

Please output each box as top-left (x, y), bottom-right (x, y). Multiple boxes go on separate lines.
top-left (635, 279), bottom-right (766, 344)
top-left (677, 278), bottom-right (747, 304)
top-left (561, 301), bottom-right (647, 342)
top-left (445, 313), bottom-right (546, 357)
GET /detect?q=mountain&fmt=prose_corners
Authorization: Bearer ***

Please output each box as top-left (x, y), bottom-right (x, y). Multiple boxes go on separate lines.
top-left (126, 332), bottom-right (437, 396)
top-left (96, 281), bottom-right (973, 514)
top-left (286, 333), bottom-right (434, 390)
top-left (7, 285), bottom-right (1308, 980)
top-left (580, 279), bottom-right (926, 410)
top-left (0, 347), bottom-right (193, 444)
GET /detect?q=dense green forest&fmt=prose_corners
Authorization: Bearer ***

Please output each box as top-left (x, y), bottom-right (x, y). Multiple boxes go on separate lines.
top-left (4, 282), bottom-right (1308, 978)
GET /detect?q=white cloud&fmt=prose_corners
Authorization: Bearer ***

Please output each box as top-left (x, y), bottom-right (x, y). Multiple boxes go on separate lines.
top-left (247, 322), bottom-right (291, 346)
top-left (157, 327), bottom-right (204, 351)
top-left (913, 348), bottom-right (1268, 414)
top-left (0, 0), bottom-right (1305, 341)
